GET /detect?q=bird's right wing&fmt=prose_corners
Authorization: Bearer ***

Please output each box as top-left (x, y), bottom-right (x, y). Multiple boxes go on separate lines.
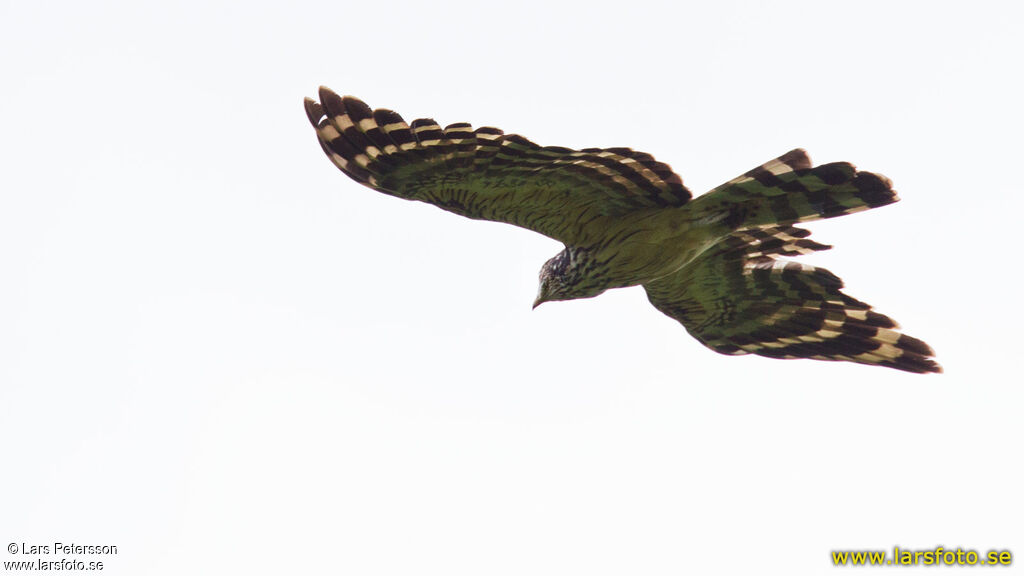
top-left (643, 225), bottom-right (941, 373)
top-left (305, 88), bottom-right (693, 245)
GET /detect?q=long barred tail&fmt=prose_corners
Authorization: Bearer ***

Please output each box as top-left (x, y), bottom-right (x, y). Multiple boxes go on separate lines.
top-left (695, 149), bottom-right (899, 231)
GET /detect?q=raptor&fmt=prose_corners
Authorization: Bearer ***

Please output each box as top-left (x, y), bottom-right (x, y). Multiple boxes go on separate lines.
top-left (305, 88), bottom-right (939, 373)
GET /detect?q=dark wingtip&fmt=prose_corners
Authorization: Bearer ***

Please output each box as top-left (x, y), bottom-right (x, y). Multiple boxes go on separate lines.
top-left (373, 108), bottom-right (405, 126)
top-left (897, 333), bottom-right (935, 357)
top-left (303, 97), bottom-right (324, 126)
top-left (410, 118), bottom-right (438, 129)
top-left (852, 171), bottom-right (899, 208)
top-left (780, 148), bottom-right (812, 170)
top-left (318, 86), bottom-right (346, 117)
top-left (893, 355), bottom-right (943, 374)
top-left (342, 95), bottom-right (373, 121)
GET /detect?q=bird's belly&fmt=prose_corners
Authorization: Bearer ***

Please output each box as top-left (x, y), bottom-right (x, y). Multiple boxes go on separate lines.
top-left (594, 224), bottom-right (720, 289)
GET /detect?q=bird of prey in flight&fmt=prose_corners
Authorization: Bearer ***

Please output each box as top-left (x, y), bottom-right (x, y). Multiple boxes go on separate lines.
top-left (304, 88), bottom-right (940, 373)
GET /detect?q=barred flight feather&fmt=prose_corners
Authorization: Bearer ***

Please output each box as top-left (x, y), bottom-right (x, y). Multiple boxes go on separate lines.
top-left (643, 223), bottom-right (940, 374)
top-left (305, 88), bottom-right (691, 244)
top-left (305, 88), bottom-right (940, 374)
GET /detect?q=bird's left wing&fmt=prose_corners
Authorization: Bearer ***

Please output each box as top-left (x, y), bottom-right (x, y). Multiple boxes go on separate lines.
top-left (643, 225), bottom-right (941, 373)
top-left (305, 88), bottom-right (692, 245)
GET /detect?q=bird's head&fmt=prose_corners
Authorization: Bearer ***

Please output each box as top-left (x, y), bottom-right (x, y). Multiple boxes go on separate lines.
top-left (533, 248), bottom-right (605, 308)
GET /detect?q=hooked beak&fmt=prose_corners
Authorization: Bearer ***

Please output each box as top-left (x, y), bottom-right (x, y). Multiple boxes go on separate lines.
top-left (532, 289), bottom-right (547, 310)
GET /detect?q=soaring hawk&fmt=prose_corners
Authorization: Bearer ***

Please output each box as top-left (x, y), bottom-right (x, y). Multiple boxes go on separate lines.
top-left (304, 88), bottom-right (940, 374)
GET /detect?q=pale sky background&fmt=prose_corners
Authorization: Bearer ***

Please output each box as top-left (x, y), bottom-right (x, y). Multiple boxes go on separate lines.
top-left (2, 1), bottom-right (1022, 574)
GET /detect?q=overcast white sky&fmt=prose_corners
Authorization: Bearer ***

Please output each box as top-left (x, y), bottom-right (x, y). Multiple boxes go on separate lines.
top-left (2, 1), bottom-right (1022, 574)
